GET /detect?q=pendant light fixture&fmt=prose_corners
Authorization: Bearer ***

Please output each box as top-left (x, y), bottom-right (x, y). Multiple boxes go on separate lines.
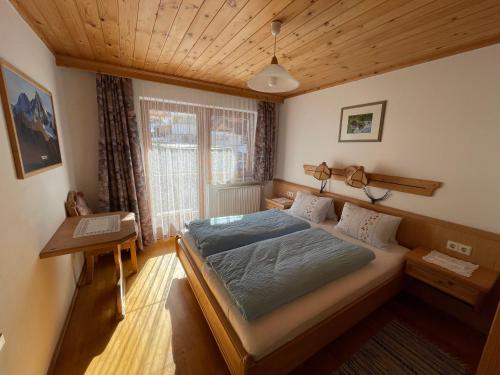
top-left (247, 21), bottom-right (299, 93)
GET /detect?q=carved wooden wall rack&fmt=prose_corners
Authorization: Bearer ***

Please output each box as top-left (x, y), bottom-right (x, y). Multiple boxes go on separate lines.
top-left (303, 164), bottom-right (442, 196)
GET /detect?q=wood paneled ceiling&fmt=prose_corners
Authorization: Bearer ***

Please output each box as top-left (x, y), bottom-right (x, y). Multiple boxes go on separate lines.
top-left (10, 0), bottom-right (500, 100)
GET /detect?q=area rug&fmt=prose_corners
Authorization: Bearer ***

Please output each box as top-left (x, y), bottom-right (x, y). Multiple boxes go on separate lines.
top-left (333, 320), bottom-right (466, 375)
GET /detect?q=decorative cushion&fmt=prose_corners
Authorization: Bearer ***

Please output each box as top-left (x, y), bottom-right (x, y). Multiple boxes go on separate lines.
top-left (75, 194), bottom-right (93, 216)
top-left (335, 202), bottom-right (401, 249)
top-left (65, 191), bottom-right (93, 217)
top-left (289, 191), bottom-right (334, 223)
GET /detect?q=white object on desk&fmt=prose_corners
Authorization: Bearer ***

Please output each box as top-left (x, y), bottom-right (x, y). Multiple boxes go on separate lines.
top-left (73, 214), bottom-right (121, 238)
top-left (423, 250), bottom-right (479, 277)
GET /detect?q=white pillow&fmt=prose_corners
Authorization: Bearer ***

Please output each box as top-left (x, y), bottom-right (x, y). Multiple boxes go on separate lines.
top-left (290, 191), bottom-right (333, 223)
top-left (335, 202), bottom-right (401, 249)
top-left (326, 201), bottom-right (338, 221)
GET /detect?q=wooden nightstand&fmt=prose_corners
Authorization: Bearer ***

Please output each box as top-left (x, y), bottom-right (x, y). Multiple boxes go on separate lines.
top-left (405, 247), bottom-right (498, 310)
top-left (265, 197), bottom-right (293, 210)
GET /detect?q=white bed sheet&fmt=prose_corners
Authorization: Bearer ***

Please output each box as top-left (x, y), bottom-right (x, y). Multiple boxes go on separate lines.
top-left (181, 216), bottom-right (408, 359)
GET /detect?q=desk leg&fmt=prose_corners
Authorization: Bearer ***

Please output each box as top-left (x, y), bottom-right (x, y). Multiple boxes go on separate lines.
top-left (113, 245), bottom-right (126, 320)
top-left (84, 252), bottom-right (94, 285)
top-left (130, 239), bottom-right (138, 273)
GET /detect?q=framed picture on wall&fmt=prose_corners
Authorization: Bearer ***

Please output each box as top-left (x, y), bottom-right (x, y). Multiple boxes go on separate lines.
top-left (0, 59), bottom-right (62, 179)
top-left (338, 100), bottom-right (387, 142)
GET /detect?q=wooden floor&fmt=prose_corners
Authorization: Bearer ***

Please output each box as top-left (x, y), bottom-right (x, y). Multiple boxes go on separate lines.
top-left (53, 240), bottom-right (486, 375)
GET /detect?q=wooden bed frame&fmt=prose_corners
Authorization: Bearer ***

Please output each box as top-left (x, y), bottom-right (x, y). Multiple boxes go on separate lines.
top-left (175, 235), bottom-right (404, 375)
top-left (175, 178), bottom-right (500, 374)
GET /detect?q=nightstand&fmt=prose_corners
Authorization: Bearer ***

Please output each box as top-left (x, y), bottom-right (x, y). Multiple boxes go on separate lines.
top-left (265, 197), bottom-right (293, 210)
top-left (405, 247), bottom-right (498, 310)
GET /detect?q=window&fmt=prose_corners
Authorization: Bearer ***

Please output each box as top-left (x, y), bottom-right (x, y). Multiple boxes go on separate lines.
top-left (147, 108), bottom-right (200, 224)
top-left (141, 99), bottom-right (257, 238)
top-left (209, 109), bottom-right (256, 185)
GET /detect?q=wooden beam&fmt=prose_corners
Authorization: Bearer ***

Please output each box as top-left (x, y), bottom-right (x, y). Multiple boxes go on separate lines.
top-left (303, 164), bottom-right (442, 197)
top-left (54, 55), bottom-right (285, 103)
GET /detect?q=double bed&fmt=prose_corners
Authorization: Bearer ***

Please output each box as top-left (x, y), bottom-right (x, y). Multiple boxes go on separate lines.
top-left (176, 209), bottom-right (408, 374)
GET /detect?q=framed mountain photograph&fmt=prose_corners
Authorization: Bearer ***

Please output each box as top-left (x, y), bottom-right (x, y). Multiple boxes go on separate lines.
top-left (0, 60), bottom-right (62, 179)
top-left (338, 101), bottom-right (387, 142)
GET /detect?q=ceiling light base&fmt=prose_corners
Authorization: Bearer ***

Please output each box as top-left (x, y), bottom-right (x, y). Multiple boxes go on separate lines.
top-left (271, 21), bottom-right (282, 36)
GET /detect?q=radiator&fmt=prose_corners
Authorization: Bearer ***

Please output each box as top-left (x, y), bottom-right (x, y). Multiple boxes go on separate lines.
top-left (207, 184), bottom-right (261, 217)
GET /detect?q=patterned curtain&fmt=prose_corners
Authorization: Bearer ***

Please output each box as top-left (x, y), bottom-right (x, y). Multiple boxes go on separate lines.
top-left (96, 74), bottom-right (154, 249)
top-left (253, 101), bottom-right (276, 182)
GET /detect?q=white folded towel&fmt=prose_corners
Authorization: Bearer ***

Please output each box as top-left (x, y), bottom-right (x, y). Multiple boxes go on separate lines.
top-left (422, 250), bottom-right (478, 277)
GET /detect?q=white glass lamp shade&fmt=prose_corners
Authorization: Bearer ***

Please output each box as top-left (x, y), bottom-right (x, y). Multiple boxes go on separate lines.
top-left (247, 62), bottom-right (299, 93)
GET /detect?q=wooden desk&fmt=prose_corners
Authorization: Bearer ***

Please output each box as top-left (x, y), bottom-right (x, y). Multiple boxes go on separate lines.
top-left (40, 211), bottom-right (138, 320)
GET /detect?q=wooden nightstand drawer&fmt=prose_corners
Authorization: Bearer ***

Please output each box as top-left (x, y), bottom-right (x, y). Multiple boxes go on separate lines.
top-left (265, 200), bottom-right (281, 210)
top-left (405, 247), bottom-right (498, 310)
top-left (265, 197), bottom-right (293, 210)
top-left (406, 263), bottom-right (480, 305)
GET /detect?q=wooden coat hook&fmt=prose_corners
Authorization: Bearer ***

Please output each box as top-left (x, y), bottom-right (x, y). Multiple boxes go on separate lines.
top-left (303, 164), bottom-right (442, 197)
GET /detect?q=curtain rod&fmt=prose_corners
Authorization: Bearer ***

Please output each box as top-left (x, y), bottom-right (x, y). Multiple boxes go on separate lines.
top-left (139, 96), bottom-right (258, 114)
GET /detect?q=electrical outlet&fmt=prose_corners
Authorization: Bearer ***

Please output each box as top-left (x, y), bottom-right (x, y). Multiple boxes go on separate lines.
top-left (0, 333), bottom-right (5, 352)
top-left (446, 240), bottom-right (458, 252)
top-left (457, 243), bottom-right (472, 256)
top-left (446, 240), bottom-right (472, 256)
top-left (286, 191), bottom-right (294, 198)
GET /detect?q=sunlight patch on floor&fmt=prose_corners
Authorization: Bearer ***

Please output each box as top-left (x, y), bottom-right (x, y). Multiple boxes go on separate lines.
top-left (84, 253), bottom-right (184, 375)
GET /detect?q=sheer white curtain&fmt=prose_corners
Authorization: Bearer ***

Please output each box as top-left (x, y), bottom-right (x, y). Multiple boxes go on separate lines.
top-left (136, 81), bottom-right (257, 239)
top-left (210, 107), bottom-right (256, 185)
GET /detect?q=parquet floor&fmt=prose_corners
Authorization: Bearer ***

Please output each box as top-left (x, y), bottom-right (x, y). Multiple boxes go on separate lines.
top-left (52, 240), bottom-right (486, 375)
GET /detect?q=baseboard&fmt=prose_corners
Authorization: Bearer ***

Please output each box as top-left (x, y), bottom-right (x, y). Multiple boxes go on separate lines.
top-left (46, 261), bottom-right (86, 374)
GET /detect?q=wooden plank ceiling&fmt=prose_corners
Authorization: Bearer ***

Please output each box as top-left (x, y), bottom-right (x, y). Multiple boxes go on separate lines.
top-left (10, 0), bottom-right (500, 100)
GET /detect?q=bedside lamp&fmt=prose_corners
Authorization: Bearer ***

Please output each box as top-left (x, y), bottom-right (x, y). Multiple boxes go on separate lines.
top-left (313, 162), bottom-right (331, 194)
top-left (344, 166), bottom-right (368, 188)
top-left (344, 165), bottom-right (391, 204)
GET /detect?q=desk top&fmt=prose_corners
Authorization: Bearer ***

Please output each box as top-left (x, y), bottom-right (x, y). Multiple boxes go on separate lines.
top-left (40, 211), bottom-right (138, 259)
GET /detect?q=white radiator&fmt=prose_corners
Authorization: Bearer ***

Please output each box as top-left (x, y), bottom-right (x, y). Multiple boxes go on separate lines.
top-left (207, 184), bottom-right (261, 217)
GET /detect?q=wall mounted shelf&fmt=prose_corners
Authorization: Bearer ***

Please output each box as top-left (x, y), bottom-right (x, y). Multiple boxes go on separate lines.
top-left (303, 164), bottom-right (442, 196)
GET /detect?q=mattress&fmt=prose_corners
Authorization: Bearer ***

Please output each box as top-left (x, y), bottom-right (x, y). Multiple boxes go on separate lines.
top-left (180, 216), bottom-right (408, 359)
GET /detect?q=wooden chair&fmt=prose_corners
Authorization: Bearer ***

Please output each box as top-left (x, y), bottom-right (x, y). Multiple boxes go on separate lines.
top-left (65, 191), bottom-right (138, 284)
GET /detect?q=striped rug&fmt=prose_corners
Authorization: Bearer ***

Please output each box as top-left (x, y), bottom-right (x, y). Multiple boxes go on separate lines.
top-left (333, 320), bottom-right (466, 375)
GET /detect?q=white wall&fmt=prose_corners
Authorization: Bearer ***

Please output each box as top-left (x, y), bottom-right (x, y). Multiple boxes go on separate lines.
top-left (277, 44), bottom-right (500, 234)
top-left (0, 1), bottom-right (83, 374)
top-left (57, 68), bottom-right (100, 209)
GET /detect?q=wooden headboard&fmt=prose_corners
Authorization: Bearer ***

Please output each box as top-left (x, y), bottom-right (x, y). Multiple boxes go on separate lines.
top-left (273, 179), bottom-right (500, 272)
